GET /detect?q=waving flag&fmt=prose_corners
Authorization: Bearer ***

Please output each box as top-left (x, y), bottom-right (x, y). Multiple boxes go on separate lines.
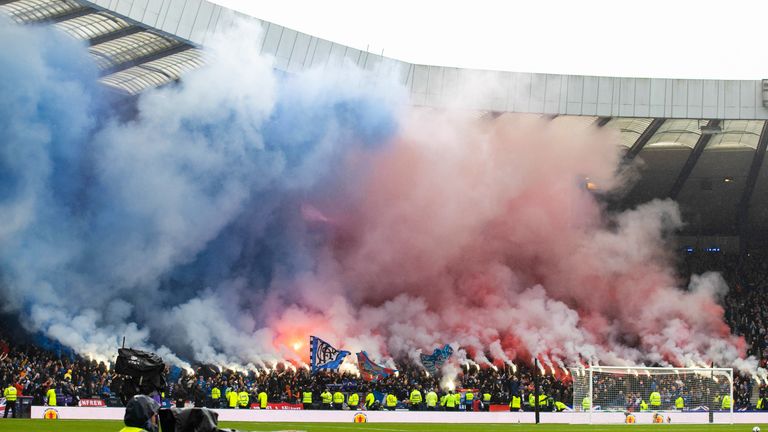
top-left (167, 366), bottom-right (183, 384)
top-left (420, 344), bottom-right (454, 374)
top-left (309, 336), bottom-right (350, 373)
top-left (357, 351), bottom-right (397, 382)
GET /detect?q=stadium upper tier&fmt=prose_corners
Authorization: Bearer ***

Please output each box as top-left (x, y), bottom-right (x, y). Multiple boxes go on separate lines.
top-left (3, 0), bottom-right (768, 120)
top-left (3, 0), bottom-right (768, 238)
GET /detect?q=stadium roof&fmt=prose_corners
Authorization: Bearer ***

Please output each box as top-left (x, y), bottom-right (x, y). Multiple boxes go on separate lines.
top-left (2, 0), bottom-right (768, 241)
top-left (5, 0), bottom-right (768, 120)
top-left (0, 0), bottom-right (205, 96)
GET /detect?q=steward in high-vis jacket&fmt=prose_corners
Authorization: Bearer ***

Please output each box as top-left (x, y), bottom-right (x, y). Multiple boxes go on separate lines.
top-left (333, 391), bottom-right (345, 409)
top-left (409, 388), bottom-right (423, 411)
top-left (3, 383), bottom-right (17, 418)
top-left (46, 385), bottom-right (57, 407)
top-left (385, 393), bottom-right (398, 410)
top-left (425, 390), bottom-right (438, 411)
top-left (464, 391), bottom-right (475, 412)
top-left (348, 392), bottom-right (360, 409)
top-left (210, 387), bottom-right (221, 408)
top-left (649, 391), bottom-right (661, 409)
top-left (321, 389), bottom-right (332, 410)
top-left (445, 392), bottom-right (456, 411)
top-left (238, 390), bottom-right (249, 408)
top-left (482, 392), bottom-right (492, 412)
top-left (538, 394), bottom-right (549, 409)
top-left (302, 390), bottom-right (313, 410)
top-left (227, 388), bottom-right (238, 408)
top-left (581, 396), bottom-right (591, 411)
top-left (721, 395), bottom-right (732, 410)
top-left (675, 396), bottom-right (685, 410)
top-left (257, 390), bottom-right (268, 409)
top-left (510, 394), bottom-right (522, 412)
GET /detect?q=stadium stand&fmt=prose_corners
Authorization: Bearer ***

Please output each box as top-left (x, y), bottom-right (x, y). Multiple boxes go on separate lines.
top-left (0, 331), bottom-right (583, 411)
top-left (0, 248), bottom-right (766, 413)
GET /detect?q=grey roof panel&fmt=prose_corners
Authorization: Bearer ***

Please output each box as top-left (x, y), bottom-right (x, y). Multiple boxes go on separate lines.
top-left (551, 115), bottom-right (598, 129)
top-left (0, 0), bottom-right (84, 23)
top-left (604, 118), bottom-right (653, 148)
top-left (89, 30), bottom-right (181, 70)
top-left (99, 48), bottom-right (205, 95)
top-left (99, 66), bottom-right (170, 95)
top-left (55, 11), bottom-right (130, 41)
top-left (707, 120), bottom-right (765, 150)
top-left (645, 119), bottom-right (702, 149)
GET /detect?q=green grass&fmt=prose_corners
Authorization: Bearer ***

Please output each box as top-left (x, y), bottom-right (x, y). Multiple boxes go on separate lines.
top-left (0, 420), bottom-right (764, 432)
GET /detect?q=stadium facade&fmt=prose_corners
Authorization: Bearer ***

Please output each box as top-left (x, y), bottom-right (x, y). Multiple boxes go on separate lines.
top-left (3, 0), bottom-right (768, 245)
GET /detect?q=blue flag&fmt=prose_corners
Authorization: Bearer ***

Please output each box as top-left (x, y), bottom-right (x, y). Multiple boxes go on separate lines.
top-left (420, 344), bottom-right (454, 374)
top-left (309, 336), bottom-right (350, 373)
top-left (167, 366), bottom-right (183, 384)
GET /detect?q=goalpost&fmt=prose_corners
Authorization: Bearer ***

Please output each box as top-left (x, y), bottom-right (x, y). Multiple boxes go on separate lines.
top-left (571, 366), bottom-right (733, 424)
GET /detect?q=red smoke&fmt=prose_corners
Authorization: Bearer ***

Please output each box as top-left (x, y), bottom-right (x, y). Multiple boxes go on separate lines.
top-left (269, 110), bottom-right (746, 369)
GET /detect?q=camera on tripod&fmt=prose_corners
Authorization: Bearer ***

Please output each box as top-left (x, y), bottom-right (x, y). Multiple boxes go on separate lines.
top-left (115, 347), bottom-right (246, 432)
top-left (158, 406), bottom-right (247, 432)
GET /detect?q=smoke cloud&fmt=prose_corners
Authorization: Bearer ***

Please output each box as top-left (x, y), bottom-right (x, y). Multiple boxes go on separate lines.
top-left (0, 19), bottom-right (754, 374)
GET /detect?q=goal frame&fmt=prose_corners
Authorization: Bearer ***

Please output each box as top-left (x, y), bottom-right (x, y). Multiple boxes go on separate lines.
top-left (574, 365), bottom-right (734, 424)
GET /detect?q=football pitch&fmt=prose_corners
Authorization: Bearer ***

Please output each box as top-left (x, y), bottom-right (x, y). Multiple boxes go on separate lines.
top-left (0, 420), bottom-right (763, 432)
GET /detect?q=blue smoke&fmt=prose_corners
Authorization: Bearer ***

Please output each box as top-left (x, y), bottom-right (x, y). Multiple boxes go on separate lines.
top-left (0, 23), bottom-right (99, 310)
top-left (0, 20), bottom-right (402, 364)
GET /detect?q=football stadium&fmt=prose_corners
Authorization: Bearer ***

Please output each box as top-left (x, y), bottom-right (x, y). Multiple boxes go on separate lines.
top-left (1, 0), bottom-right (768, 431)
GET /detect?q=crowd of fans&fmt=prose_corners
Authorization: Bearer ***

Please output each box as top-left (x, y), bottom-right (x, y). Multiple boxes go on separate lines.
top-left (678, 249), bottom-right (768, 363)
top-left (176, 361), bottom-right (574, 412)
top-left (1, 249), bottom-right (767, 415)
top-left (0, 340), bottom-right (115, 408)
top-left (0, 339), bottom-right (571, 412)
top-left (678, 249), bottom-right (768, 408)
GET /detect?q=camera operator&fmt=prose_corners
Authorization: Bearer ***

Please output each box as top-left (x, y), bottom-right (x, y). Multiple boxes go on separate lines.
top-left (120, 394), bottom-right (160, 432)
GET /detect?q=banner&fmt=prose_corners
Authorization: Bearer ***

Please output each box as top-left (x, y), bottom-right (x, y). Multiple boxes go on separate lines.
top-left (263, 402), bottom-right (303, 410)
top-left (356, 351), bottom-right (397, 382)
top-left (489, 404), bottom-right (511, 412)
top-left (420, 344), bottom-right (453, 374)
top-left (309, 336), bottom-right (350, 373)
top-left (78, 398), bottom-right (106, 407)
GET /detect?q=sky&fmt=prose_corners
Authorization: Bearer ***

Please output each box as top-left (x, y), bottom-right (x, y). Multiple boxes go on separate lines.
top-left (211, 0), bottom-right (768, 80)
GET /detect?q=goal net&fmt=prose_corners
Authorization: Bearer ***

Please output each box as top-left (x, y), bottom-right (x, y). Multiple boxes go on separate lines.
top-left (571, 366), bottom-right (733, 422)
